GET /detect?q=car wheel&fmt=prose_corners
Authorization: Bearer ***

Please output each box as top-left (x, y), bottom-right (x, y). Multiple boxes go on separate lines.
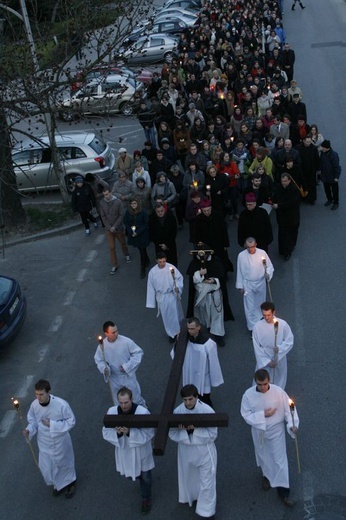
top-left (120, 102), bottom-right (134, 116)
top-left (164, 52), bottom-right (174, 63)
top-left (60, 110), bottom-right (75, 122)
top-left (65, 174), bottom-right (78, 193)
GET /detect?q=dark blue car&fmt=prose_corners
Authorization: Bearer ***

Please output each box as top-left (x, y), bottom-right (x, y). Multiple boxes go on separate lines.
top-left (0, 275), bottom-right (27, 347)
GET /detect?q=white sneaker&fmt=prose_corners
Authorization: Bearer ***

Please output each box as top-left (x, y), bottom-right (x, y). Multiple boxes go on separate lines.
top-left (125, 255), bottom-right (131, 263)
top-left (110, 267), bottom-right (118, 275)
top-left (86, 229), bottom-right (90, 235)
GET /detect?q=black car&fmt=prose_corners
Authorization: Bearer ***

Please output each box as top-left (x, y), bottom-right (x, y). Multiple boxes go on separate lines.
top-left (0, 275), bottom-right (27, 347)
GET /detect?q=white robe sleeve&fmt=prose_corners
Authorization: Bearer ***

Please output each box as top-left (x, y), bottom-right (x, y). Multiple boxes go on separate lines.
top-left (175, 268), bottom-right (184, 297)
top-left (253, 327), bottom-right (273, 368)
top-left (206, 340), bottom-right (224, 388)
top-left (146, 271), bottom-right (156, 308)
top-left (235, 253), bottom-right (244, 289)
top-left (277, 322), bottom-right (294, 362)
top-left (264, 252), bottom-right (274, 281)
top-left (240, 392), bottom-right (266, 431)
top-left (94, 345), bottom-right (110, 382)
top-left (122, 340), bottom-right (144, 376)
top-left (50, 401), bottom-right (76, 437)
top-left (26, 403), bottom-right (39, 441)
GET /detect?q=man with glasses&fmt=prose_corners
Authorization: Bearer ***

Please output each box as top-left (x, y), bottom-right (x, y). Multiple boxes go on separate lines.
top-left (236, 237), bottom-right (274, 333)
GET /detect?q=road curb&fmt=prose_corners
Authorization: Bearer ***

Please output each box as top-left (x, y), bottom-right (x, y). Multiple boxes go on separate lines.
top-left (3, 222), bottom-right (81, 248)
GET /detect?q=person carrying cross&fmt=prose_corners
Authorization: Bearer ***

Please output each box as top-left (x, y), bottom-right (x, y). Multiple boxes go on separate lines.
top-left (169, 384), bottom-right (218, 519)
top-left (102, 387), bottom-right (155, 515)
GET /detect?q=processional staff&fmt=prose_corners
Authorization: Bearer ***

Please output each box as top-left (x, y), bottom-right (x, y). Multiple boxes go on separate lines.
top-left (11, 397), bottom-right (41, 473)
top-left (98, 335), bottom-right (116, 405)
top-left (289, 398), bottom-right (301, 473)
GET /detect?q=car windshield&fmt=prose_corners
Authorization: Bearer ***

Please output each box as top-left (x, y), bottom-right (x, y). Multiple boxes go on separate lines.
top-left (0, 277), bottom-right (13, 305)
top-left (88, 137), bottom-right (106, 154)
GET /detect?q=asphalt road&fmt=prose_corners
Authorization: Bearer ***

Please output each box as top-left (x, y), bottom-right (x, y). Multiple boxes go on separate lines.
top-left (1, 1), bottom-right (346, 519)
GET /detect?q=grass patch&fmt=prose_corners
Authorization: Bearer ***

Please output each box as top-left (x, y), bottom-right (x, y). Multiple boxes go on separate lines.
top-left (26, 205), bottom-right (76, 231)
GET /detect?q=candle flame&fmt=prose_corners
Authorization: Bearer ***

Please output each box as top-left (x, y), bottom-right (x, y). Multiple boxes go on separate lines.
top-left (170, 267), bottom-right (174, 273)
top-left (12, 398), bottom-right (20, 409)
top-left (288, 398), bottom-right (295, 408)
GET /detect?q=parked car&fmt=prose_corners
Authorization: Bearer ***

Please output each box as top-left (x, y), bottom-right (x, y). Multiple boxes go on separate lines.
top-left (123, 18), bottom-right (188, 45)
top-left (120, 34), bottom-right (178, 65)
top-left (70, 64), bottom-right (154, 92)
top-left (154, 7), bottom-right (199, 21)
top-left (0, 275), bottom-right (27, 348)
top-left (163, 0), bottom-right (202, 10)
top-left (154, 12), bottom-right (200, 28)
top-left (60, 74), bottom-right (145, 119)
top-left (12, 131), bottom-right (114, 193)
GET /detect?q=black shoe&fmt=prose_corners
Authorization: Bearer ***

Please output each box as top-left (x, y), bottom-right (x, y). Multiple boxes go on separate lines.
top-left (52, 488), bottom-right (63, 497)
top-left (280, 496), bottom-right (295, 507)
top-left (65, 482), bottom-right (76, 499)
top-left (284, 253), bottom-right (291, 261)
top-left (324, 200), bottom-right (332, 207)
top-left (331, 204), bottom-right (339, 211)
top-left (168, 335), bottom-right (176, 343)
top-left (300, 4), bottom-right (305, 8)
top-left (262, 476), bottom-right (270, 491)
top-left (141, 498), bottom-right (151, 514)
top-left (291, 4), bottom-right (295, 9)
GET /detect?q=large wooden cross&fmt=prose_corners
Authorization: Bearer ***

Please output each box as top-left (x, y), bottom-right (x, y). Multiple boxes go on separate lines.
top-left (103, 320), bottom-right (229, 455)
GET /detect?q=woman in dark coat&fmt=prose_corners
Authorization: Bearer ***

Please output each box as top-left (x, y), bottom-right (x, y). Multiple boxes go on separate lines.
top-left (123, 198), bottom-right (150, 278)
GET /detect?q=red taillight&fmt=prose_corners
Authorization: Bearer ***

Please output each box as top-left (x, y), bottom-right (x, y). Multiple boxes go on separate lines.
top-left (94, 156), bottom-right (106, 168)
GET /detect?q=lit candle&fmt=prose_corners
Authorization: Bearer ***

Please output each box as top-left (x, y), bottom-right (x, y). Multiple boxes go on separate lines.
top-left (206, 184), bottom-right (211, 191)
top-left (193, 181), bottom-right (198, 188)
top-left (98, 335), bottom-right (103, 346)
top-left (12, 398), bottom-right (20, 411)
top-left (131, 225), bottom-right (136, 235)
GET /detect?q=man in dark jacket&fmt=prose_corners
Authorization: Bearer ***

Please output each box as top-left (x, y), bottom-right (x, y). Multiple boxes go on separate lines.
top-left (149, 204), bottom-right (178, 266)
top-left (137, 101), bottom-right (157, 148)
top-left (320, 140), bottom-right (342, 211)
top-left (295, 134), bottom-right (320, 205)
top-left (71, 176), bottom-right (97, 235)
top-left (195, 200), bottom-right (234, 272)
top-left (272, 174), bottom-right (300, 261)
top-left (238, 193), bottom-right (273, 253)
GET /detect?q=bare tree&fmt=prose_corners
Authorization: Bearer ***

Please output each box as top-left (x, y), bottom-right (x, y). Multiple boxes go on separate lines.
top-left (0, 0), bottom-right (154, 211)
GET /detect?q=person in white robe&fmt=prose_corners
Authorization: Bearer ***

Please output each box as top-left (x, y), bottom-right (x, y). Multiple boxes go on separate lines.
top-left (240, 369), bottom-right (299, 507)
top-left (193, 269), bottom-right (225, 338)
top-left (94, 321), bottom-right (146, 406)
top-left (169, 384), bottom-right (218, 518)
top-left (236, 237), bottom-right (274, 332)
top-left (24, 379), bottom-right (76, 498)
top-left (180, 317), bottom-right (224, 408)
top-left (146, 251), bottom-right (184, 340)
top-left (252, 302), bottom-right (294, 389)
top-left (102, 387), bottom-right (155, 514)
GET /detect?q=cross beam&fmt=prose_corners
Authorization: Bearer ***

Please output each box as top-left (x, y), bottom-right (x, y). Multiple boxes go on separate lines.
top-left (103, 320), bottom-right (229, 455)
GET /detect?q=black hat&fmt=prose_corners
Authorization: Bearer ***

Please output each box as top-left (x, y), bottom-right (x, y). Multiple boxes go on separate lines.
top-left (321, 140), bottom-right (331, 149)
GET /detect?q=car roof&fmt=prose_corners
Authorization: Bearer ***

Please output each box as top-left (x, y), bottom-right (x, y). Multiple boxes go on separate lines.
top-left (136, 33), bottom-right (179, 42)
top-left (13, 131), bottom-right (97, 151)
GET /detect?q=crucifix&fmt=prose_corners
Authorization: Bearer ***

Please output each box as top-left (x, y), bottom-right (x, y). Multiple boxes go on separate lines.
top-left (103, 320), bottom-right (229, 455)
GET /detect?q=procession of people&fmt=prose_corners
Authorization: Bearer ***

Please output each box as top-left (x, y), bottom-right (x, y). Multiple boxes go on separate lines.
top-left (18, 0), bottom-right (346, 516)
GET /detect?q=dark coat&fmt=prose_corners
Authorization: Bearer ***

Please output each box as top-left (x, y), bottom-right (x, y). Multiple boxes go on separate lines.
top-left (71, 183), bottom-right (95, 213)
top-left (237, 206), bottom-right (273, 252)
top-left (123, 209), bottom-right (150, 249)
top-left (320, 148), bottom-right (342, 183)
top-left (272, 182), bottom-right (300, 227)
top-left (295, 143), bottom-right (320, 201)
top-left (149, 209), bottom-right (178, 266)
top-left (204, 174), bottom-right (228, 213)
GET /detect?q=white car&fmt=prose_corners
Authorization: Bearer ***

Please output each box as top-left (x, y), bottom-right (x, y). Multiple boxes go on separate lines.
top-left (60, 74), bottom-right (145, 120)
top-left (121, 34), bottom-right (179, 65)
top-left (12, 131), bottom-right (115, 193)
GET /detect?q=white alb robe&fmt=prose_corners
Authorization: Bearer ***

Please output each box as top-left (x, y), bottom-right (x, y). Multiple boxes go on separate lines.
top-left (182, 338), bottom-right (224, 395)
top-left (252, 317), bottom-right (294, 389)
top-left (146, 263), bottom-right (184, 338)
top-left (240, 384), bottom-right (299, 488)
top-left (102, 405), bottom-right (155, 480)
top-left (94, 335), bottom-right (145, 406)
top-left (169, 400), bottom-right (218, 518)
top-left (193, 272), bottom-right (225, 336)
top-left (236, 248), bottom-right (274, 331)
top-left (26, 395), bottom-right (76, 491)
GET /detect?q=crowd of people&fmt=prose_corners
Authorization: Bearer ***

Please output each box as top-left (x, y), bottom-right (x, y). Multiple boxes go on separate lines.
top-left (26, 0), bottom-right (342, 518)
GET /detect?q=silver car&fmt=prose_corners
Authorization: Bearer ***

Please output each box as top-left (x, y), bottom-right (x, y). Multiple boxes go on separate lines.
top-left (12, 131), bottom-right (115, 193)
top-left (60, 74), bottom-right (145, 120)
top-left (121, 34), bottom-right (178, 65)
